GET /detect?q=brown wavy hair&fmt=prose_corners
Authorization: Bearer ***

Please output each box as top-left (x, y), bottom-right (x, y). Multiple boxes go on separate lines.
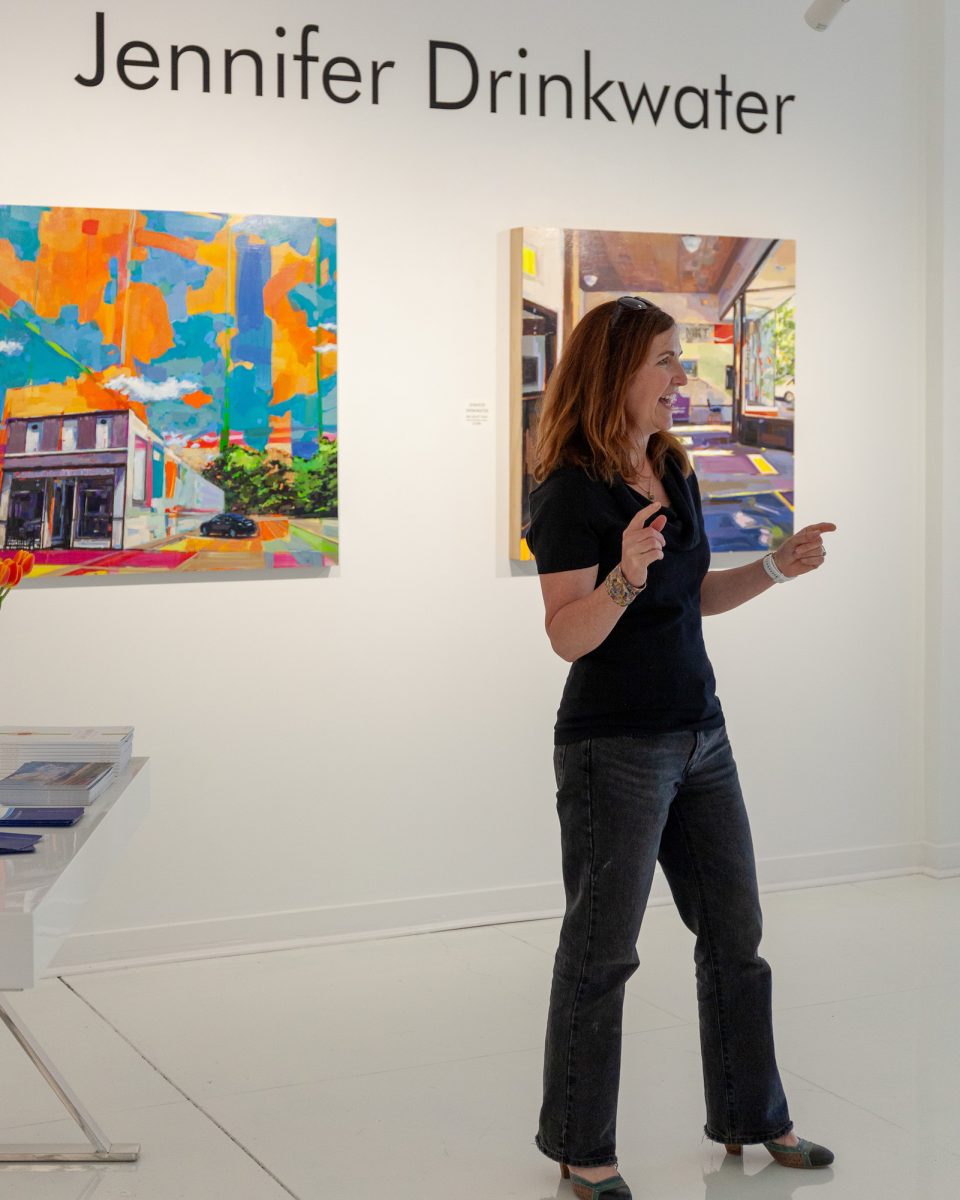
top-left (533, 298), bottom-right (692, 484)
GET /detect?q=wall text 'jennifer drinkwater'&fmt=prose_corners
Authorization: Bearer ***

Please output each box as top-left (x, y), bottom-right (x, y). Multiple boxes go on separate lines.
top-left (74, 13), bottom-right (796, 135)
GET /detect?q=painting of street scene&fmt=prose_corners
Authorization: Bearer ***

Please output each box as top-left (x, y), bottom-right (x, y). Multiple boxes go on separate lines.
top-left (0, 205), bottom-right (337, 577)
top-left (510, 228), bottom-right (796, 560)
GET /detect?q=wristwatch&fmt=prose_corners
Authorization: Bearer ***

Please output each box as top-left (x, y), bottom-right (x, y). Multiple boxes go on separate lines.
top-left (605, 563), bottom-right (646, 607)
top-left (761, 552), bottom-right (793, 584)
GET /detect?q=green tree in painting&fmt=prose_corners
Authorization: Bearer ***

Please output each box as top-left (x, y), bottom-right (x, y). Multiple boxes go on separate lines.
top-left (774, 303), bottom-right (796, 384)
top-left (203, 443), bottom-right (338, 517)
top-left (291, 439), bottom-right (338, 516)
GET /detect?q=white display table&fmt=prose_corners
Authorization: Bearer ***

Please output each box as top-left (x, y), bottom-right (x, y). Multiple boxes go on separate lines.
top-left (0, 757), bottom-right (149, 1162)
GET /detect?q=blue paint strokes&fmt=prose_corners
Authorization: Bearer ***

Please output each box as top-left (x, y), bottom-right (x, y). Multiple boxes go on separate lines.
top-left (134, 249), bottom-right (210, 323)
top-left (228, 364), bottom-right (269, 450)
top-left (232, 237), bottom-right (272, 394)
top-left (233, 215), bottom-right (315, 255)
top-left (0, 314), bottom-right (78, 392)
top-left (0, 206), bottom-right (44, 262)
top-left (104, 259), bottom-right (118, 305)
top-left (235, 238), bottom-right (267, 333)
top-left (288, 283), bottom-right (319, 326)
top-left (142, 210), bottom-right (226, 242)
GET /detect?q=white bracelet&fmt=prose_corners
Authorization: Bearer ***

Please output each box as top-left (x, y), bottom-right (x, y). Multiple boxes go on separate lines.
top-left (761, 552), bottom-right (792, 584)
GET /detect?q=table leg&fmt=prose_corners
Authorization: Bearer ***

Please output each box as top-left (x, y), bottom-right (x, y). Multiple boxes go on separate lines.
top-left (0, 993), bottom-right (139, 1163)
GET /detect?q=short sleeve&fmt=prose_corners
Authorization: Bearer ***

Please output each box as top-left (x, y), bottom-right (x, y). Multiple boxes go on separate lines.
top-left (525, 469), bottom-right (601, 574)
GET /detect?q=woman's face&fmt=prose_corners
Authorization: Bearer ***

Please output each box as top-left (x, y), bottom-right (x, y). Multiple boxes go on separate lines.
top-left (623, 326), bottom-right (688, 440)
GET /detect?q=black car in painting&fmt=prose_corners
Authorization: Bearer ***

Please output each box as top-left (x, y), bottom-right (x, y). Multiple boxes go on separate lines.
top-left (199, 513), bottom-right (258, 538)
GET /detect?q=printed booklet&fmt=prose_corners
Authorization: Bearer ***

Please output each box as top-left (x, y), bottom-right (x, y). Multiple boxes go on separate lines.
top-left (0, 806), bottom-right (85, 827)
top-left (0, 761), bottom-right (114, 806)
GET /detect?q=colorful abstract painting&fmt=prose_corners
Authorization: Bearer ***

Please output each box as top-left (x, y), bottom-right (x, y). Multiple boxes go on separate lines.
top-left (510, 227), bottom-right (796, 560)
top-left (0, 206), bottom-right (337, 577)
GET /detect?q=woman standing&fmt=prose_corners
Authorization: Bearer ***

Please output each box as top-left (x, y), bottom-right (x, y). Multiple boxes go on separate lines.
top-left (525, 297), bottom-right (836, 1200)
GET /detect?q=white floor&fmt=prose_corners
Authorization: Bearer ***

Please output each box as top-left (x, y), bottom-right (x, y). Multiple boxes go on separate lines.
top-left (1, 874), bottom-right (958, 1200)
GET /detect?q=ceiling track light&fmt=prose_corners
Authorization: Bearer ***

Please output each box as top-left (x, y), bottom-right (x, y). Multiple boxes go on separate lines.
top-left (805, 0), bottom-right (851, 32)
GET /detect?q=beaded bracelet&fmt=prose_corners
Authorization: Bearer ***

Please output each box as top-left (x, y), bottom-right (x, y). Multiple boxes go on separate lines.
top-left (605, 564), bottom-right (646, 607)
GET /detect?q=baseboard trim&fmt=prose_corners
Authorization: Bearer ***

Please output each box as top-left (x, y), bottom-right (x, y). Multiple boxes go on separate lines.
top-left (48, 840), bottom-right (958, 977)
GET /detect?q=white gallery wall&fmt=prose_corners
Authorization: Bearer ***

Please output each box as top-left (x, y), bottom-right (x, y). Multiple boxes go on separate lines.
top-left (926, 0), bottom-right (960, 868)
top-left (0, 0), bottom-right (945, 967)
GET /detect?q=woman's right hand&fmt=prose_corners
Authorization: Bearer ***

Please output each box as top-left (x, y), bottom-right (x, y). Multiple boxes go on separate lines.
top-left (621, 504), bottom-right (668, 587)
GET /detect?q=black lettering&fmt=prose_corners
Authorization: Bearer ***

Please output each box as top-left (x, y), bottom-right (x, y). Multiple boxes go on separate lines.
top-left (371, 60), bottom-right (395, 105)
top-left (715, 73), bottom-right (732, 130)
top-left (540, 74), bottom-right (573, 119)
top-left (584, 51), bottom-right (615, 121)
top-left (171, 45), bottom-right (211, 93)
top-left (294, 25), bottom-right (320, 100)
top-left (490, 69), bottom-right (512, 113)
top-left (518, 48), bottom-right (528, 116)
top-left (276, 27), bottom-right (286, 100)
top-left (323, 56), bottom-right (361, 103)
top-left (429, 41), bottom-right (478, 110)
top-left (76, 10), bottom-right (106, 87)
top-left (117, 40), bottom-right (159, 91)
top-left (737, 91), bottom-right (768, 133)
top-left (619, 80), bottom-right (670, 125)
top-left (225, 48), bottom-right (263, 97)
top-left (776, 93), bottom-right (796, 133)
top-left (674, 86), bottom-right (709, 130)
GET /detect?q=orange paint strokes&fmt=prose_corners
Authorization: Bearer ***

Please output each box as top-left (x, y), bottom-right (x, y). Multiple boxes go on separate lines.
top-left (180, 389), bottom-right (212, 409)
top-left (0, 241), bottom-right (37, 310)
top-left (264, 244), bottom-right (319, 408)
top-left (319, 349), bottom-right (337, 381)
top-left (33, 209), bottom-right (140, 338)
top-left (187, 227), bottom-right (230, 315)
top-left (4, 374), bottom-right (147, 423)
top-left (165, 459), bottom-right (178, 498)
top-left (266, 410), bottom-right (292, 452)
top-left (123, 283), bottom-right (176, 363)
top-left (136, 229), bottom-right (199, 259)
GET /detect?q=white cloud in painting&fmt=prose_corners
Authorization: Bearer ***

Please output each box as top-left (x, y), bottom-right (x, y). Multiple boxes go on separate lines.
top-left (0, 340), bottom-right (24, 356)
top-left (106, 375), bottom-right (198, 402)
top-left (314, 345), bottom-right (337, 354)
top-left (319, 322), bottom-right (337, 332)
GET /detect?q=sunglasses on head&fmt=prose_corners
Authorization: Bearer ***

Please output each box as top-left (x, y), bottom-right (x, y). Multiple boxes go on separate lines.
top-left (609, 295), bottom-right (653, 331)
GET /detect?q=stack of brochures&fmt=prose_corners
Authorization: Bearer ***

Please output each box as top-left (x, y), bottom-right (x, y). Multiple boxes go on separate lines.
top-left (0, 761), bottom-right (114, 807)
top-left (0, 726), bottom-right (133, 780)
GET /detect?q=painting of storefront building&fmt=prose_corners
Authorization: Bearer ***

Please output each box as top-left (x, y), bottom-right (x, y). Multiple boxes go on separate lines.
top-left (0, 205), bottom-right (337, 578)
top-left (0, 409), bottom-right (224, 561)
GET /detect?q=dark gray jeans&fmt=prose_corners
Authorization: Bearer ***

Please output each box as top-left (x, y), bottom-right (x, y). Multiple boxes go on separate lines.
top-left (536, 726), bottom-right (792, 1167)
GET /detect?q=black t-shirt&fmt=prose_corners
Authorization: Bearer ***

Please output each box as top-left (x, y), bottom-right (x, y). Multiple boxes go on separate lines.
top-left (526, 459), bottom-right (724, 743)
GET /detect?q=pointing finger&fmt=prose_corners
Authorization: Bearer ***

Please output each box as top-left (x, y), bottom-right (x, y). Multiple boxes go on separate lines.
top-left (626, 503), bottom-right (661, 529)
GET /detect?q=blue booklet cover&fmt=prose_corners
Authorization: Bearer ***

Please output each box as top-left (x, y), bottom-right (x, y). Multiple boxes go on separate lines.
top-left (0, 806), bottom-right (84, 827)
top-left (0, 831), bottom-right (42, 853)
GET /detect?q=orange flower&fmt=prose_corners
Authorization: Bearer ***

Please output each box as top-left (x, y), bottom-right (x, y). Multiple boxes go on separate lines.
top-left (7, 562), bottom-right (23, 587)
top-left (0, 560), bottom-right (10, 587)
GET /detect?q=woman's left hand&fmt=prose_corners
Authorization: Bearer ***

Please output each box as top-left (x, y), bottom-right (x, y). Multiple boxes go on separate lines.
top-left (773, 522), bottom-right (837, 579)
